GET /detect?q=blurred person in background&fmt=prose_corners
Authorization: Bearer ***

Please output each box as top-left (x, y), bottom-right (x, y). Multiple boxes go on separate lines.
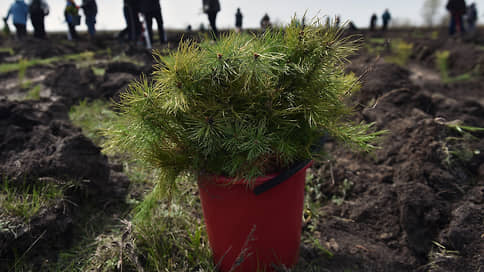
top-left (466, 2), bottom-right (478, 33)
top-left (382, 9), bottom-right (391, 31)
top-left (202, 0), bottom-right (220, 38)
top-left (118, 0), bottom-right (142, 42)
top-left (140, 0), bottom-right (166, 44)
top-left (260, 13), bottom-right (271, 31)
top-left (446, 0), bottom-right (467, 35)
top-left (29, 0), bottom-right (49, 39)
top-left (81, 0), bottom-right (97, 39)
top-left (335, 15), bottom-right (341, 28)
top-left (65, 0), bottom-right (80, 40)
top-left (370, 13), bottom-right (378, 31)
top-left (235, 7), bottom-right (242, 33)
top-left (4, 0), bottom-right (29, 39)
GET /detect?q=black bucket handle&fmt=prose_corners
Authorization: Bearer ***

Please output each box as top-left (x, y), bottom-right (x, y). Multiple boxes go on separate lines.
top-left (253, 135), bottom-right (327, 195)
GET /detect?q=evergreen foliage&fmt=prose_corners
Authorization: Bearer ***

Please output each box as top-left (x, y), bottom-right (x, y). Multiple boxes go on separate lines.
top-left (103, 18), bottom-right (381, 190)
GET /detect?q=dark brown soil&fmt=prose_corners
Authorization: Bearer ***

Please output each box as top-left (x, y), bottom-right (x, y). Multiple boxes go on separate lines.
top-left (297, 29), bottom-right (484, 272)
top-left (1, 29), bottom-right (483, 271)
top-left (0, 98), bottom-right (130, 270)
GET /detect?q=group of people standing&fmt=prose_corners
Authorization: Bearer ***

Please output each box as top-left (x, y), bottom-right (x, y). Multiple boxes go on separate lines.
top-left (119, 0), bottom-right (221, 45)
top-left (446, 0), bottom-right (478, 35)
top-left (119, 0), bottom-right (166, 46)
top-left (4, 0), bottom-right (49, 39)
top-left (369, 9), bottom-right (392, 31)
top-left (65, 0), bottom-right (97, 40)
top-left (3, 0), bottom-right (97, 40)
top-left (5, 1), bottom-right (479, 43)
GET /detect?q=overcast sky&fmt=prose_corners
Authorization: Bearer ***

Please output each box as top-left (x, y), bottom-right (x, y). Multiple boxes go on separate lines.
top-left (1, 0), bottom-right (482, 32)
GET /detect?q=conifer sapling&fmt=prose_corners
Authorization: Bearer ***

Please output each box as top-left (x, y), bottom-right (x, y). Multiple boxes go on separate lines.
top-left (103, 18), bottom-right (381, 192)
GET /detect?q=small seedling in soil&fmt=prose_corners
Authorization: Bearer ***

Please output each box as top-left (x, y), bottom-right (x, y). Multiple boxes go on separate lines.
top-left (441, 122), bottom-right (483, 168)
top-left (23, 84), bottom-right (42, 100)
top-left (91, 66), bottom-right (106, 77)
top-left (426, 241), bottom-right (460, 271)
top-left (331, 178), bottom-right (353, 206)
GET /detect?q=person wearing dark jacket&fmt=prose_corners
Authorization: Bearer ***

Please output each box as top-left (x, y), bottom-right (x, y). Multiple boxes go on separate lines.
top-left (81, 0), bottom-right (97, 38)
top-left (140, 0), bottom-right (165, 44)
top-left (29, 0), bottom-right (49, 39)
top-left (381, 9), bottom-right (391, 31)
top-left (235, 8), bottom-right (242, 32)
top-left (118, 0), bottom-right (142, 42)
top-left (202, 0), bottom-right (220, 38)
top-left (466, 2), bottom-right (477, 33)
top-left (260, 13), bottom-right (271, 30)
top-left (446, 0), bottom-right (467, 35)
top-left (370, 13), bottom-right (377, 31)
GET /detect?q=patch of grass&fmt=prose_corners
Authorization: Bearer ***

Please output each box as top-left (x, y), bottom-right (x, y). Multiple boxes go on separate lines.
top-left (111, 53), bottom-right (145, 67)
top-left (91, 66), bottom-right (106, 77)
top-left (0, 47), bottom-right (14, 55)
top-left (68, 99), bottom-right (214, 270)
top-left (71, 176), bottom-right (214, 272)
top-left (292, 167), bottom-right (334, 271)
top-left (385, 39), bottom-right (413, 67)
top-left (69, 99), bottom-right (158, 185)
top-left (0, 51), bottom-right (95, 74)
top-left (366, 44), bottom-right (385, 55)
top-left (127, 183), bottom-right (214, 271)
top-left (303, 169), bottom-right (333, 250)
top-left (366, 38), bottom-right (413, 67)
top-left (23, 84), bottom-right (41, 100)
top-left (69, 99), bottom-right (117, 145)
top-left (0, 178), bottom-right (65, 221)
top-left (49, 200), bottom-right (130, 272)
top-left (368, 38), bottom-right (386, 45)
top-left (435, 50), bottom-right (476, 83)
top-left (68, 99), bottom-right (222, 271)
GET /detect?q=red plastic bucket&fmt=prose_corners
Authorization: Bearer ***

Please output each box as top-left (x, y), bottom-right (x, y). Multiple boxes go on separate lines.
top-left (198, 162), bottom-right (312, 272)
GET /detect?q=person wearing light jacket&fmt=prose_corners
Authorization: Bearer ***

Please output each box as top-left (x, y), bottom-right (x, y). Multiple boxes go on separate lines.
top-left (4, 0), bottom-right (29, 39)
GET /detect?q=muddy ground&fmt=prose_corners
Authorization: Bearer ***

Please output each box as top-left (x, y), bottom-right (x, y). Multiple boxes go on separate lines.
top-left (0, 28), bottom-right (483, 271)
